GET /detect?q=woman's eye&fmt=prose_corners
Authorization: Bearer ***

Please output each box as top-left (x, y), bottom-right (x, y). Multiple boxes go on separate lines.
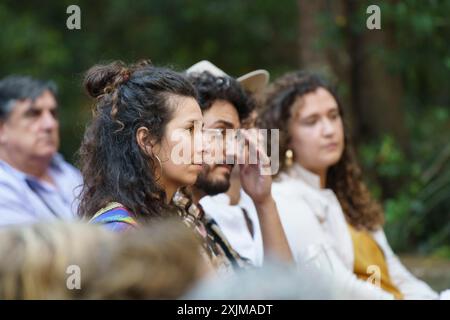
top-left (302, 119), bottom-right (316, 126)
top-left (329, 112), bottom-right (340, 120)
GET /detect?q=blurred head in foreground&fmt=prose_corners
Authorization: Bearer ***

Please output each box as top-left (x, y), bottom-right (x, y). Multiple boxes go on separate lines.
top-left (0, 220), bottom-right (208, 299)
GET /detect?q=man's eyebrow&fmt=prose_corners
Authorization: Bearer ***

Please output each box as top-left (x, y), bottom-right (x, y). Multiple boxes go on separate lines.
top-left (26, 105), bottom-right (58, 113)
top-left (211, 120), bottom-right (235, 128)
top-left (24, 104), bottom-right (41, 113)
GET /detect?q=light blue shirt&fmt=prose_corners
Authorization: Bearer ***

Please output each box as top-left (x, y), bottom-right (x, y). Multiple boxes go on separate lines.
top-left (0, 153), bottom-right (83, 227)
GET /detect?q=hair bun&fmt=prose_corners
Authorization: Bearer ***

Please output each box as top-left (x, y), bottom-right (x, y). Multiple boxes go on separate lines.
top-left (84, 61), bottom-right (129, 98)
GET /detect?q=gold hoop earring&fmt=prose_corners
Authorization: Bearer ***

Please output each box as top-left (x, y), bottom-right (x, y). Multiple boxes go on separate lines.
top-left (154, 154), bottom-right (163, 181)
top-left (285, 149), bottom-right (294, 168)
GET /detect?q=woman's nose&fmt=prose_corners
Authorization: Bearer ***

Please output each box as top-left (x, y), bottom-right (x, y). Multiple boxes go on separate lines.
top-left (322, 118), bottom-right (335, 136)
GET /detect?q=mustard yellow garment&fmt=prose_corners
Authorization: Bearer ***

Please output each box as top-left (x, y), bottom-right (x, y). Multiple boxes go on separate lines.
top-left (347, 224), bottom-right (403, 299)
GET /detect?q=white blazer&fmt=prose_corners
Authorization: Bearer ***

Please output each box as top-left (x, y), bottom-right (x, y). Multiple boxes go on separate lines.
top-left (272, 164), bottom-right (438, 300)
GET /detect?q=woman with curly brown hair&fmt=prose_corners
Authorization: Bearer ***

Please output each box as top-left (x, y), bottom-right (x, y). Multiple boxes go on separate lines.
top-left (258, 71), bottom-right (438, 299)
top-left (77, 60), bottom-right (247, 273)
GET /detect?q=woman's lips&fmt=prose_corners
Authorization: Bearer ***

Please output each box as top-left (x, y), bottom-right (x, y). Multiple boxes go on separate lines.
top-left (323, 142), bottom-right (339, 150)
top-left (215, 164), bottom-right (232, 174)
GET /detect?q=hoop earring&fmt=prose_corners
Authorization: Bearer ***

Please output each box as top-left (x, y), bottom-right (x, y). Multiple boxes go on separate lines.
top-left (285, 149), bottom-right (294, 168)
top-left (154, 154), bottom-right (163, 181)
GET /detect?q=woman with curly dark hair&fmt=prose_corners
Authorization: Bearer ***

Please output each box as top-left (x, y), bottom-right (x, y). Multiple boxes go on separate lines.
top-left (77, 60), bottom-right (244, 272)
top-left (258, 71), bottom-right (438, 299)
top-left (78, 60), bottom-right (203, 223)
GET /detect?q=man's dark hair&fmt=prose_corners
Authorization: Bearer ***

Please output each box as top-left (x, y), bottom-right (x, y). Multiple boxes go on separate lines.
top-left (187, 71), bottom-right (254, 121)
top-left (0, 75), bottom-right (58, 120)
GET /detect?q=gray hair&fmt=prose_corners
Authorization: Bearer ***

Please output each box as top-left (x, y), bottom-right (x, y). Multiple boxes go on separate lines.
top-left (0, 75), bottom-right (58, 119)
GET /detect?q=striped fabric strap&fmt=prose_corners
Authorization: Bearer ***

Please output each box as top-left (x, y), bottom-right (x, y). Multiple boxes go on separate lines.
top-left (90, 202), bottom-right (138, 227)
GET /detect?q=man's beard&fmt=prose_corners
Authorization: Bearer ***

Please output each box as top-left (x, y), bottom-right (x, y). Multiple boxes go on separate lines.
top-left (195, 164), bottom-right (232, 196)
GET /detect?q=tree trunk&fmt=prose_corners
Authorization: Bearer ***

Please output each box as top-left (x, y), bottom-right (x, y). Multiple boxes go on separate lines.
top-left (297, 0), bottom-right (328, 71)
top-left (345, 0), bottom-right (409, 152)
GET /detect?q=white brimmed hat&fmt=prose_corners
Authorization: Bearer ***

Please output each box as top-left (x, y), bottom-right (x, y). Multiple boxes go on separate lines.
top-left (186, 60), bottom-right (269, 94)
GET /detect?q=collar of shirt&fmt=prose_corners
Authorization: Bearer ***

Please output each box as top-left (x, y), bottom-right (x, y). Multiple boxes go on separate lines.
top-left (208, 192), bottom-right (232, 205)
top-left (287, 163), bottom-right (322, 189)
top-left (0, 153), bottom-right (81, 222)
top-left (281, 164), bottom-right (339, 222)
top-left (1, 155), bottom-right (65, 194)
top-left (0, 153), bottom-right (63, 179)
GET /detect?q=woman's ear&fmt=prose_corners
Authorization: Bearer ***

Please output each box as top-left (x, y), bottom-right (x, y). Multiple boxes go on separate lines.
top-left (136, 126), bottom-right (154, 156)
